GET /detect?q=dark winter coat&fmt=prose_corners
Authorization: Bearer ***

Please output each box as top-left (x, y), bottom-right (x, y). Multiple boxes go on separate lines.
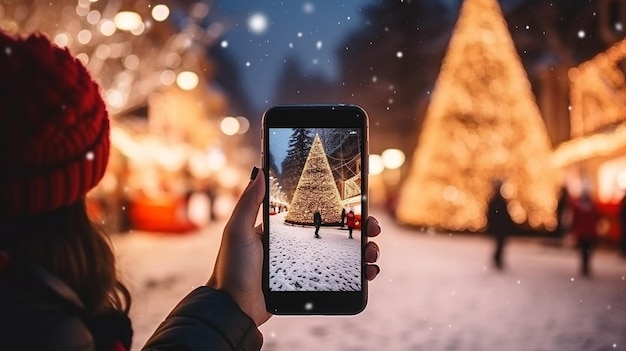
top-left (313, 211), bottom-right (322, 226)
top-left (0, 254), bottom-right (262, 351)
top-left (487, 191), bottom-right (515, 237)
top-left (0, 254), bottom-right (132, 351)
top-left (143, 287), bottom-right (263, 350)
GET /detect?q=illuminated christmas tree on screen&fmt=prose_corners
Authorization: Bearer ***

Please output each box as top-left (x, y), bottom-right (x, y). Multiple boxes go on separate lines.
top-left (396, 0), bottom-right (558, 232)
top-left (285, 134), bottom-right (343, 225)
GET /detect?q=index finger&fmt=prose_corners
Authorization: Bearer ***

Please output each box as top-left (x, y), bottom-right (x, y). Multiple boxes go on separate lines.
top-left (365, 216), bottom-right (381, 237)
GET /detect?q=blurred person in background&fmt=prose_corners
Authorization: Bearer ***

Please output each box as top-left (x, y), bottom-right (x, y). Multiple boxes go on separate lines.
top-left (570, 190), bottom-right (601, 277)
top-left (486, 180), bottom-right (515, 270)
top-left (555, 186), bottom-right (572, 239)
top-left (619, 192), bottom-right (626, 258)
top-left (0, 31), bottom-right (382, 351)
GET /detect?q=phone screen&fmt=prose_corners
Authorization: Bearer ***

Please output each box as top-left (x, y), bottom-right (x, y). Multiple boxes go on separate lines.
top-left (262, 105), bottom-right (368, 314)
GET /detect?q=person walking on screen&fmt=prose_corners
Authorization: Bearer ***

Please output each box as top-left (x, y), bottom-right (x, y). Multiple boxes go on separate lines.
top-left (341, 208), bottom-right (346, 228)
top-left (313, 210), bottom-right (322, 239)
top-left (346, 209), bottom-right (355, 239)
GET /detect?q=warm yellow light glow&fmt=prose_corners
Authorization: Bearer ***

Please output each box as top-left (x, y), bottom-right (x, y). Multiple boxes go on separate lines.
top-left (87, 10), bottom-right (101, 24)
top-left (160, 70), bottom-right (176, 85)
top-left (99, 19), bottom-right (116, 36)
top-left (130, 22), bottom-right (145, 35)
top-left (76, 53), bottom-right (89, 65)
top-left (236, 116), bottom-right (250, 134)
top-left (123, 54), bottom-right (139, 70)
top-left (618, 171), bottom-right (626, 190)
top-left (369, 154), bottom-right (384, 175)
top-left (54, 32), bottom-right (70, 47)
top-left (95, 44), bottom-right (111, 59)
top-left (77, 29), bottom-right (92, 44)
top-left (569, 39), bottom-right (626, 138)
top-left (176, 71), bottom-right (199, 90)
top-left (555, 37), bottom-right (626, 173)
top-left (152, 4), bottom-right (170, 22)
top-left (114, 11), bottom-right (142, 31)
top-left (206, 148), bottom-right (226, 170)
top-left (396, 0), bottom-right (558, 232)
top-left (106, 89), bottom-right (124, 109)
top-left (381, 148), bottom-right (405, 169)
top-left (220, 117), bottom-right (240, 136)
top-left (285, 134), bottom-right (344, 225)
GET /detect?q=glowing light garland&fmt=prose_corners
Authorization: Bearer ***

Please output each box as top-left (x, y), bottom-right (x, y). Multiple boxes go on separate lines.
top-left (285, 135), bottom-right (344, 225)
top-left (569, 39), bottom-right (626, 138)
top-left (553, 38), bottom-right (626, 168)
top-left (396, 0), bottom-right (558, 232)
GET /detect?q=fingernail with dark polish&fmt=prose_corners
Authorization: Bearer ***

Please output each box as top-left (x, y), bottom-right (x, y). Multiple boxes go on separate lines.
top-left (250, 166), bottom-right (259, 180)
top-left (376, 265), bottom-right (381, 275)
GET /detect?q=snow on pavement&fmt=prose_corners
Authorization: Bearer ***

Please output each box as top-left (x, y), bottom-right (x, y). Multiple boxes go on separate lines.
top-left (269, 211), bottom-right (361, 291)
top-left (112, 209), bottom-right (626, 351)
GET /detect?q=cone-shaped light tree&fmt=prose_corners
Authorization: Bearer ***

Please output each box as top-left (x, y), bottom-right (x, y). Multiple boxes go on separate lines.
top-left (285, 134), bottom-right (344, 225)
top-left (396, 0), bottom-right (558, 232)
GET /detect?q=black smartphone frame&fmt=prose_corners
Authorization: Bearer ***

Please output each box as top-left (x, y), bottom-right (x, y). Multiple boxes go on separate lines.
top-left (261, 104), bottom-right (369, 315)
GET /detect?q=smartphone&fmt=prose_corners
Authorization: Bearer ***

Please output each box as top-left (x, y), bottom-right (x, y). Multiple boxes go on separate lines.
top-left (261, 104), bottom-right (369, 315)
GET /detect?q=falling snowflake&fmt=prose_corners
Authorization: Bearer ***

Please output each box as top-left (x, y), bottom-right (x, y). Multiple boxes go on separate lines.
top-left (220, 40), bottom-right (228, 48)
top-left (248, 12), bottom-right (268, 34)
top-left (86, 151), bottom-right (95, 161)
top-left (303, 2), bottom-right (314, 14)
top-left (396, 51), bottom-right (403, 58)
top-left (316, 40), bottom-right (322, 50)
top-left (4, 46), bottom-right (11, 55)
top-left (245, 61), bottom-right (251, 67)
top-left (577, 30), bottom-right (585, 38)
top-left (616, 22), bottom-right (623, 31)
top-left (297, 32), bottom-right (303, 38)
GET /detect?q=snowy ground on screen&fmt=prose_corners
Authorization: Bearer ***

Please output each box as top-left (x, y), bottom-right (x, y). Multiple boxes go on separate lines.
top-left (113, 209), bottom-right (626, 351)
top-left (268, 211), bottom-right (361, 291)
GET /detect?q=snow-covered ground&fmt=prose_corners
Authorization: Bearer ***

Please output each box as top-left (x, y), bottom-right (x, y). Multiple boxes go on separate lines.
top-left (269, 211), bottom-right (361, 291)
top-left (112, 209), bottom-right (626, 351)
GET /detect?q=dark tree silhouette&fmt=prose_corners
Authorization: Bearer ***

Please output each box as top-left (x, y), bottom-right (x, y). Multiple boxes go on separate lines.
top-left (281, 128), bottom-right (314, 202)
top-left (336, 0), bottom-right (457, 154)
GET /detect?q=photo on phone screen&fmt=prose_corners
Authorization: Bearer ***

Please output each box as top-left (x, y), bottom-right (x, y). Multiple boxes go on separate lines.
top-left (267, 127), bottom-right (363, 292)
top-left (262, 105), bottom-right (368, 314)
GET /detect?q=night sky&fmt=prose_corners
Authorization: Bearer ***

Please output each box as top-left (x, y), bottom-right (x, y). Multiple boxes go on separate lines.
top-left (212, 1), bottom-right (369, 110)
top-left (210, 0), bottom-right (530, 112)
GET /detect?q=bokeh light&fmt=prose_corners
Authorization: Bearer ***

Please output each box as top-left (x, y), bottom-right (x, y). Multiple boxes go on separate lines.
top-left (114, 11), bottom-right (142, 31)
top-left (151, 4), bottom-right (170, 22)
top-left (176, 71), bottom-right (199, 90)
top-left (369, 154), bottom-right (384, 175)
top-left (381, 148), bottom-right (405, 169)
top-left (220, 117), bottom-right (240, 136)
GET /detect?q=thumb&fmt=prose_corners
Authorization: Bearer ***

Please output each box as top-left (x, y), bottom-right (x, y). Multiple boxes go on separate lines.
top-left (226, 167), bottom-right (266, 232)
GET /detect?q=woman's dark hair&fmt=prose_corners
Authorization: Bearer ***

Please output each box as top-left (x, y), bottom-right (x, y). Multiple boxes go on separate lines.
top-left (0, 199), bottom-right (131, 315)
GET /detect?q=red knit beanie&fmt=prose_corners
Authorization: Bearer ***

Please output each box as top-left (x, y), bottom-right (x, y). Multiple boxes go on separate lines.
top-left (0, 31), bottom-right (110, 215)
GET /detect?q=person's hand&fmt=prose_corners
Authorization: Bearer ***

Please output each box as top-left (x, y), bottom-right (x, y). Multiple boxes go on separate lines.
top-left (207, 167), bottom-right (382, 326)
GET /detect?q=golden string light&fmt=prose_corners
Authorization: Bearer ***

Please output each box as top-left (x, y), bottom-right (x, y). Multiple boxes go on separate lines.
top-left (569, 39), bottom-right (626, 138)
